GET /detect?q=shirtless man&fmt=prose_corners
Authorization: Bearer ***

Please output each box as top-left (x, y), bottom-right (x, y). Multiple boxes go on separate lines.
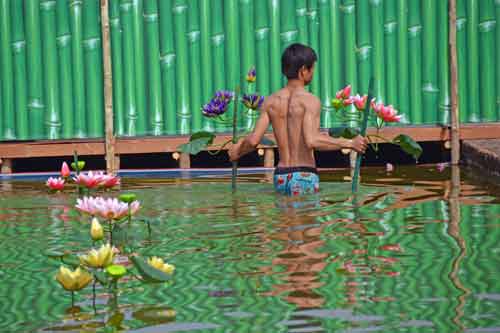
top-left (228, 43), bottom-right (368, 196)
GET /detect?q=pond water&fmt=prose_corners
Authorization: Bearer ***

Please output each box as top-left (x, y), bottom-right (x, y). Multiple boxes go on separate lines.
top-left (0, 166), bottom-right (499, 333)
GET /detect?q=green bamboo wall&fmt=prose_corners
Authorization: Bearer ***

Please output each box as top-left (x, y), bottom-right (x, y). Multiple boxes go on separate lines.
top-left (0, 0), bottom-right (498, 141)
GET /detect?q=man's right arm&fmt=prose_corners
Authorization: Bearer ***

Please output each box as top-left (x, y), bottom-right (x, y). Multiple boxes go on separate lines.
top-left (302, 96), bottom-right (367, 153)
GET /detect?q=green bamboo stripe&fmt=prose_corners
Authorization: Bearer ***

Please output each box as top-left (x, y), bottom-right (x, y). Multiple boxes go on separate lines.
top-left (199, 0), bottom-right (214, 132)
top-left (280, 0), bottom-right (298, 54)
top-left (307, 0), bottom-right (320, 95)
top-left (408, 0), bottom-right (423, 124)
top-left (269, 0), bottom-right (281, 93)
top-left (188, 1), bottom-right (202, 133)
top-left (466, 0), bottom-right (480, 122)
top-left (318, 0), bottom-right (333, 128)
top-left (144, 0), bottom-right (164, 135)
top-left (396, 0), bottom-right (409, 123)
top-left (0, 0), bottom-right (15, 139)
top-left (11, 0), bottom-right (28, 140)
top-left (211, 0), bottom-right (226, 133)
top-left (478, 0), bottom-right (496, 121)
top-left (296, 0), bottom-right (308, 45)
top-left (342, 0), bottom-right (358, 128)
top-left (109, 0), bottom-right (125, 136)
top-left (25, 0), bottom-right (45, 139)
top-left (158, 0), bottom-right (177, 135)
top-left (255, 0), bottom-right (270, 98)
top-left (41, 0), bottom-right (61, 139)
top-left (132, 0), bottom-right (147, 134)
top-left (356, 0), bottom-right (371, 95)
top-left (56, 0), bottom-right (75, 139)
top-left (437, 0), bottom-right (450, 125)
top-left (496, 0), bottom-right (500, 119)
top-left (173, 0), bottom-right (191, 135)
top-left (370, 0), bottom-right (386, 104)
top-left (383, 0), bottom-right (398, 120)
top-left (456, 0), bottom-right (468, 123)
top-left (422, 0), bottom-right (439, 123)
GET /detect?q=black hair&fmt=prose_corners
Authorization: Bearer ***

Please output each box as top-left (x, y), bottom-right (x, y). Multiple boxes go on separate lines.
top-left (281, 43), bottom-right (317, 79)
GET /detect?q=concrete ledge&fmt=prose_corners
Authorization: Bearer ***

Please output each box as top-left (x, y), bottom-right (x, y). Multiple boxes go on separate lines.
top-left (462, 139), bottom-right (500, 180)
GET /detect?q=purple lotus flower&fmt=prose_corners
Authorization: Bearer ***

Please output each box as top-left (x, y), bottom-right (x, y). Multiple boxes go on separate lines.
top-left (242, 94), bottom-right (264, 110)
top-left (246, 67), bottom-right (256, 83)
top-left (202, 90), bottom-right (234, 118)
top-left (214, 90), bottom-right (235, 101)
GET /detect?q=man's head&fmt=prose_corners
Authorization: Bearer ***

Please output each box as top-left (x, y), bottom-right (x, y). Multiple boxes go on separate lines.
top-left (281, 43), bottom-right (317, 85)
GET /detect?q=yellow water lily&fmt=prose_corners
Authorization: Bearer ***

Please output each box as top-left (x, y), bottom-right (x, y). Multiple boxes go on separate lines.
top-left (55, 266), bottom-right (93, 291)
top-left (80, 243), bottom-right (115, 268)
top-left (147, 256), bottom-right (175, 275)
top-left (90, 217), bottom-right (104, 241)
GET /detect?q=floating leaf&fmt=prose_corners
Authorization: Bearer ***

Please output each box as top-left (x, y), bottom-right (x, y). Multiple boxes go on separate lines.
top-left (393, 134), bottom-right (423, 160)
top-left (189, 131), bottom-right (216, 145)
top-left (329, 127), bottom-right (361, 139)
top-left (106, 265), bottom-right (127, 279)
top-left (131, 256), bottom-right (172, 283)
top-left (259, 137), bottom-right (275, 146)
top-left (178, 137), bottom-right (212, 155)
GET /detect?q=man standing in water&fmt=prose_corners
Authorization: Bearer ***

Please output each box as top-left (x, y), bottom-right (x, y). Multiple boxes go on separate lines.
top-left (228, 43), bottom-right (368, 196)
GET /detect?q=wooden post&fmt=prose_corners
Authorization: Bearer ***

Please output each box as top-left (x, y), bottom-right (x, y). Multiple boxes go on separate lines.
top-left (179, 153), bottom-right (190, 169)
top-left (0, 159), bottom-right (13, 174)
top-left (449, 0), bottom-right (460, 165)
top-left (263, 148), bottom-right (275, 168)
top-left (101, 0), bottom-right (116, 173)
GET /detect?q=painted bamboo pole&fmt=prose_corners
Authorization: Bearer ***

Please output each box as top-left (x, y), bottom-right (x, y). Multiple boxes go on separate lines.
top-left (478, 0), bottom-right (496, 122)
top-left (466, 0), bottom-right (480, 122)
top-left (144, 0), bottom-right (164, 135)
top-left (0, 0), bottom-right (16, 139)
top-left (224, 0), bottom-right (241, 129)
top-left (11, 0), bottom-right (28, 140)
top-left (370, 0), bottom-right (386, 104)
top-left (172, 0), bottom-right (191, 135)
top-left (318, 0), bottom-right (333, 128)
top-left (199, 0), bottom-right (214, 132)
top-left (25, 0), bottom-right (45, 139)
top-left (56, 0), bottom-right (75, 139)
top-left (120, 0), bottom-right (137, 135)
top-left (239, 0), bottom-right (257, 131)
top-left (342, 0), bottom-right (358, 128)
top-left (456, 0), bottom-right (468, 123)
top-left (356, 0), bottom-right (371, 95)
top-left (438, 0), bottom-right (451, 125)
top-left (108, 0), bottom-right (124, 136)
top-left (449, 0), bottom-right (460, 165)
top-left (255, 0), bottom-right (271, 97)
top-left (188, 0), bottom-right (203, 133)
top-left (496, 0), bottom-right (500, 118)
top-left (41, 0), bottom-right (62, 139)
top-left (101, 0), bottom-right (116, 173)
top-left (296, 0), bottom-right (309, 45)
top-left (384, 0), bottom-right (398, 114)
top-left (269, 0), bottom-right (281, 93)
top-left (158, 0), bottom-right (177, 135)
top-left (396, 0), bottom-right (409, 122)
top-left (131, 0), bottom-right (147, 134)
top-left (408, 0), bottom-right (423, 124)
top-left (280, 0), bottom-right (298, 60)
top-left (422, 0), bottom-right (439, 124)
top-left (307, 0), bottom-right (320, 95)
top-left (211, 1), bottom-right (227, 133)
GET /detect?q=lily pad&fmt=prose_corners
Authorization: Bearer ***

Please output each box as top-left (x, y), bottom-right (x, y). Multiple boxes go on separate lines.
top-left (45, 250), bottom-right (64, 258)
top-left (329, 127), bottom-right (361, 139)
top-left (393, 134), bottom-right (423, 160)
top-left (131, 256), bottom-right (172, 283)
top-left (106, 265), bottom-right (127, 279)
top-left (189, 131), bottom-right (216, 145)
top-left (178, 137), bottom-right (212, 155)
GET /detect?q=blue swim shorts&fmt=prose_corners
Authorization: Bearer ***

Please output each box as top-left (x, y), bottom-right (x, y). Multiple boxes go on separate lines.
top-left (273, 166), bottom-right (320, 196)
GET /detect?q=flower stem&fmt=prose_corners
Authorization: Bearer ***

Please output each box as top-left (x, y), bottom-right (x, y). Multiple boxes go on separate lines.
top-left (108, 220), bottom-right (113, 245)
top-left (231, 86), bottom-right (240, 192)
top-left (71, 291), bottom-right (75, 307)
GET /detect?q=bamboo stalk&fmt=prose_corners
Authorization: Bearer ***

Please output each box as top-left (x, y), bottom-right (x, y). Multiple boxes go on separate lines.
top-left (396, 0), bottom-right (410, 123)
top-left (158, 0), bottom-right (177, 135)
top-left (456, 0), bottom-right (468, 123)
top-left (280, 0), bottom-right (298, 59)
top-left (224, 0), bottom-right (241, 129)
top-left (384, 0), bottom-right (398, 115)
top-left (496, 0), bottom-right (500, 119)
top-left (449, 0), bottom-right (460, 165)
top-left (478, 0), bottom-right (496, 121)
top-left (438, 0), bottom-right (451, 125)
top-left (120, 0), bottom-right (137, 135)
top-left (188, 0), bottom-right (202, 133)
top-left (172, 0), bottom-right (191, 135)
top-left (370, 0), bottom-right (385, 104)
top-left (296, 0), bottom-right (309, 45)
top-left (11, 0), bottom-right (29, 140)
top-left (101, 0), bottom-right (116, 173)
top-left (308, 0), bottom-right (320, 95)
top-left (108, 0), bottom-right (124, 136)
top-left (211, 0), bottom-right (227, 133)
top-left (56, 0), bottom-right (75, 139)
top-left (144, 0), bottom-right (163, 135)
top-left (41, 0), bottom-right (62, 139)
top-left (199, 0), bottom-right (214, 132)
top-left (356, 0), bottom-right (371, 94)
top-left (0, 0), bottom-right (16, 139)
top-left (25, 0), bottom-right (45, 139)
top-left (466, 0), bottom-right (480, 122)
top-left (408, 0), bottom-right (423, 124)
top-left (269, 0), bottom-right (281, 93)
top-left (422, 0), bottom-right (439, 123)
top-left (131, 0), bottom-right (147, 134)
top-left (319, 0), bottom-right (333, 128)
top-left (342, 0), bottom-right (358, 128)
top-left (255, 0), bottom-right (271, 97)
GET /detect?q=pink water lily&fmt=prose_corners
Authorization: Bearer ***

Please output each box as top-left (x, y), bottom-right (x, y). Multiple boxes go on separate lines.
top-left (350, 94), bottom-right (368, 110)
top-left (372, 102), bottom-right (401, 123)
top-left (75, 197), bottom-right (101, 215)
top-left (75, 196), bottom-right (141, 220)
top-left (335, 85), bottom-right (351, 100)
top-left (46, 177), bottom-right (65, 191)
top-left (100, 174), bottom-right (121, 189)
top-left (60, 162), bottom-right (70, 178)
top-left (73, 171), bottom-right (104, 189)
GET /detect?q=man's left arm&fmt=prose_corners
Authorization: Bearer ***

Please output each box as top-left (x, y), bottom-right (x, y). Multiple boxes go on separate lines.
top-left (228, 108), bottom-right (270, 161)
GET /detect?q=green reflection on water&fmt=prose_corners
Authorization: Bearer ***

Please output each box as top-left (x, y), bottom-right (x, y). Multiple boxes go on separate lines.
top-left (0, 166), bottom-right (499, 332)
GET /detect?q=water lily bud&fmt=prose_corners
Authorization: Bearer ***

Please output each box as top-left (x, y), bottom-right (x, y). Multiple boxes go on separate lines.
top-left (119, 193), bottom-right (137, 203)
top-left (70, 161), bottom-right (86, 171)
top-left (61, 162), bottom-right (70, 178)
top-left (90, 217), bottom-right (104, 241)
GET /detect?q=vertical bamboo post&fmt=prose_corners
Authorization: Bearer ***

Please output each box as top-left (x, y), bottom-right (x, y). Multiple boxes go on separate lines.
top-left (356, 0), bottom-right (371, 95)
top-left (456, 1), bottom-right (468, 123)
top-left (131, 0), bottom-right (147, 135)
top-left (421, 0), bottom-right (439, 123)
top-left (255, 0), bottom-right (270, 97)
top-left (101, 0), bottom-right (116, 173)
top-left (449, 0), bottom-right (460, 165)
top-left (269, 0), bottom-right (281, 93)
top-left (343, 0), bottom-right (358, 128)
top-left (296, 0), bottom-right (309, 45)
top-left (0, 0), bottom-right (16, 139)
top-left (478, 0), bottom-right (496, 122)
top-left (199, 0), bottom-right (214, 132)
top-left (408, 0), bottom-right (423, 124)
top-left (308, 0), bottom-right (320, 95)
top-left (187, 0), bottom-right (202, 133)
top-left (438, 0), bottom-right (451, 125)
top-left (211, 0), bottom-right (226, 133)
top-left (384, 0), bottom-right (398, 113)
top-left (318, 0), bottom-right (333, 128)
top-left (466, 0), bottom-right (480, 122)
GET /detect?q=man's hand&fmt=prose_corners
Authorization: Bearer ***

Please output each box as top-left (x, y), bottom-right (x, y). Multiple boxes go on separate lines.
top-left (228, 139), bottom-right (243, 162)
top-left (350, 135), bottom-right (368, 154)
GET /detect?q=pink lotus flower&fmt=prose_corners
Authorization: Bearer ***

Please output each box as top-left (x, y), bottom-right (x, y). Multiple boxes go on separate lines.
top-left (60, 162), bottom-right (70, 178)
top-left (100, 174), bottom-right (121, 189)
top-left (75, 197), bottom-right (101, 215)
top-left (343, 98), bottom-right (354, 106)
top-left (335, 85), bottom-right (351, 99)
top-left (75, 196), bottom-right (141, 220)
top-left (46, 177), bottom-right (65, 191)
top-left (386, 163), bottom-right (394, 172)
top-left (73, 171), bottom-right (104, 189)
top-left (372, 102), bottom-right (401, 123)
top-left (350, 94), bottom-right (368, 110)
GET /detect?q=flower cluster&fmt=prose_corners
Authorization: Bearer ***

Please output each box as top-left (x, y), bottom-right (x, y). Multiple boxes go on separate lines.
top-left (202, 90), bottom-right (235, 118)
top-left (242, 93), bottom-right (264, 110)
top-left (75, 196), bottom-right (141, 220)
top-left (73, 171), bottom-right (121, 189)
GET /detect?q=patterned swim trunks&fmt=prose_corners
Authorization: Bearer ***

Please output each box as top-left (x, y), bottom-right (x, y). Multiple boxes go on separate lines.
top-left (273, 166), bottom-right (320, 196)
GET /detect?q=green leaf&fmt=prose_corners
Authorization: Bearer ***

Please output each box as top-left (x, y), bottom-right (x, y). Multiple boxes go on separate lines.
top-left (178, 137), bottom-right (212, 155)
top-left (94, 270), bottom-right (109, 285)
top-left (106, 265), bottom-right (127, 279)
top-left (131, 256), bottom-right (172, 283)
top-left (189, 131), bottom-right (216, 145)
top-left (259, 137), bottom-right (275, 146)
top-left (393, 134), bottom-right (423, 160)
top-left (118, 193), bottom-right (137, 203)
top-left (328, 127), bottom-right (361, 139)
top-left (61, 254), bottom-right (80, 268)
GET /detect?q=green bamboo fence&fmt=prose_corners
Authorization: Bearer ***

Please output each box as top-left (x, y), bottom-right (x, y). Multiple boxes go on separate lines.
top-left (0, 0), bottom-right (499, 142)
